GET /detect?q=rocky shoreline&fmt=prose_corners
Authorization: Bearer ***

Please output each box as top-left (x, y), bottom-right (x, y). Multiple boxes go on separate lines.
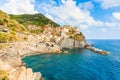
top-left (0, 39), bottom-right (109, 80)
top-left (85, 45), bottom-right (109, 55)
top-left (0, 25), bottom-right (109, 80)
top-left (0, 10), bottom-right (109, 80)
top-left (0, 36), bottom-right (61, 80)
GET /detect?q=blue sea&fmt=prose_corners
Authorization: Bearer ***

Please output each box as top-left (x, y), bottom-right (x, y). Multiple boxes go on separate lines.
top-left (22, 40), bottom-right (120, 80)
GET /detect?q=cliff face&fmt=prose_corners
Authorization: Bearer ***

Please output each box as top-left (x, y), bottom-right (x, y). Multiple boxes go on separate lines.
top-left (60, 38), bottom-right (87, 48)
top-left (58, 25), bottom-right (87, 49)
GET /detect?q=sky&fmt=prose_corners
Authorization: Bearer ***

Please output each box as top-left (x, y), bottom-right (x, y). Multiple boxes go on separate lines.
top-left (0, 0), bottom-right (120, 39)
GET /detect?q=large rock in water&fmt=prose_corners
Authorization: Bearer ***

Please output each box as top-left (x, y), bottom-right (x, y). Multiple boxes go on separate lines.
top-left (60, 38), bottom-right (87, 48)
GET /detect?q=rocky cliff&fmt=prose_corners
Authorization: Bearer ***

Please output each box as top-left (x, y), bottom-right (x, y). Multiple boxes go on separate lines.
top-left (60, 38), bottom-right (87, 49)
top-left (58, 25), bottom-right (87, 49)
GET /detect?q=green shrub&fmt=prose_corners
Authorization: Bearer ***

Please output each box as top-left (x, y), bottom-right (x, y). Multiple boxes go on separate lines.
top-left (72, 34), bottom-right (85, 41)
top-left (30, 29), bottom-right (43, 34)
top-left (0, 19), bottom-right (4, 25)
top-left (0, 32), bottom-right (17, 43)
top-left (0, 67), bottom-right (9, 80)
top-left (23, 36), bottom-right (28, 40)
top-left (0, 32), bottom-right (8, 43)
top-left (3, 19), bottom-right (8, 23)
top-left (0, 44), bottom-right (7, 49)
top-left (7, 20), bottom-right (16, 27)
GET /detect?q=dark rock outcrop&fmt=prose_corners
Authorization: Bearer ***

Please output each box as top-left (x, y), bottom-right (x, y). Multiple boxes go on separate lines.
top-left (85, 45), bottom-right (109, 55)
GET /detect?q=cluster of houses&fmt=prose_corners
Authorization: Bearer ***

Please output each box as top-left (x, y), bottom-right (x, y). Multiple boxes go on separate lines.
top-left (38, 25), bottom-right (81, 44)
top-left (0, 23), bottom-right (82, 45)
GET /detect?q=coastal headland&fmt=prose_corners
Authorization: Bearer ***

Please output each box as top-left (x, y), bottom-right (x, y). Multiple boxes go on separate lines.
top-left (0, 10), bottom-right (108, 80)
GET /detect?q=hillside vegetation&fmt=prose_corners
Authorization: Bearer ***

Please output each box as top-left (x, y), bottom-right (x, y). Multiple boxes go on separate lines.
top-left (10, 14), bottom-right (60, 27)
top-left (0, 10), bottom-right (27, 32)
top-left (0, 10), bottom-right (27, 43)
top-left (0, 10), bottom-right (85, 44)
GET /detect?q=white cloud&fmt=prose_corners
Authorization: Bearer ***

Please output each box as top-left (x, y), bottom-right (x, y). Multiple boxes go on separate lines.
top-left (38, 0), bottom-right (103, 29)
top-left (79, 24), bottom-right (89, 29)
top-left (45, 14), bottom-right (54, 21)
top-left (86, 30), bottom-right (90, 33)
top-left (79, 1), bottom-right (94, 10)
top-left (0, 0), bottom-right (37, 14)
top-left (104, 22), bottom-right (120, 27)
top-left (30, 0), bottom-right (35, 3)
top-left (112, 12), bottom-right (120, 20)
top-left (95, 0), bottom-right (120, 9)
top-left (37, 0), bottom-right (120, 30)
top-left (101, 28), bottom-right (107, 32)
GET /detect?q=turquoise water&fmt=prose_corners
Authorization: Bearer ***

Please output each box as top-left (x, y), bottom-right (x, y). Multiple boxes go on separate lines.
top-left (22, 40), bottom-right (120, 80)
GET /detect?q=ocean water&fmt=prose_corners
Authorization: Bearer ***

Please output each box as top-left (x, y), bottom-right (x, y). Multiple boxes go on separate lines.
top-left (22, 40), bottom-right (120, 80)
